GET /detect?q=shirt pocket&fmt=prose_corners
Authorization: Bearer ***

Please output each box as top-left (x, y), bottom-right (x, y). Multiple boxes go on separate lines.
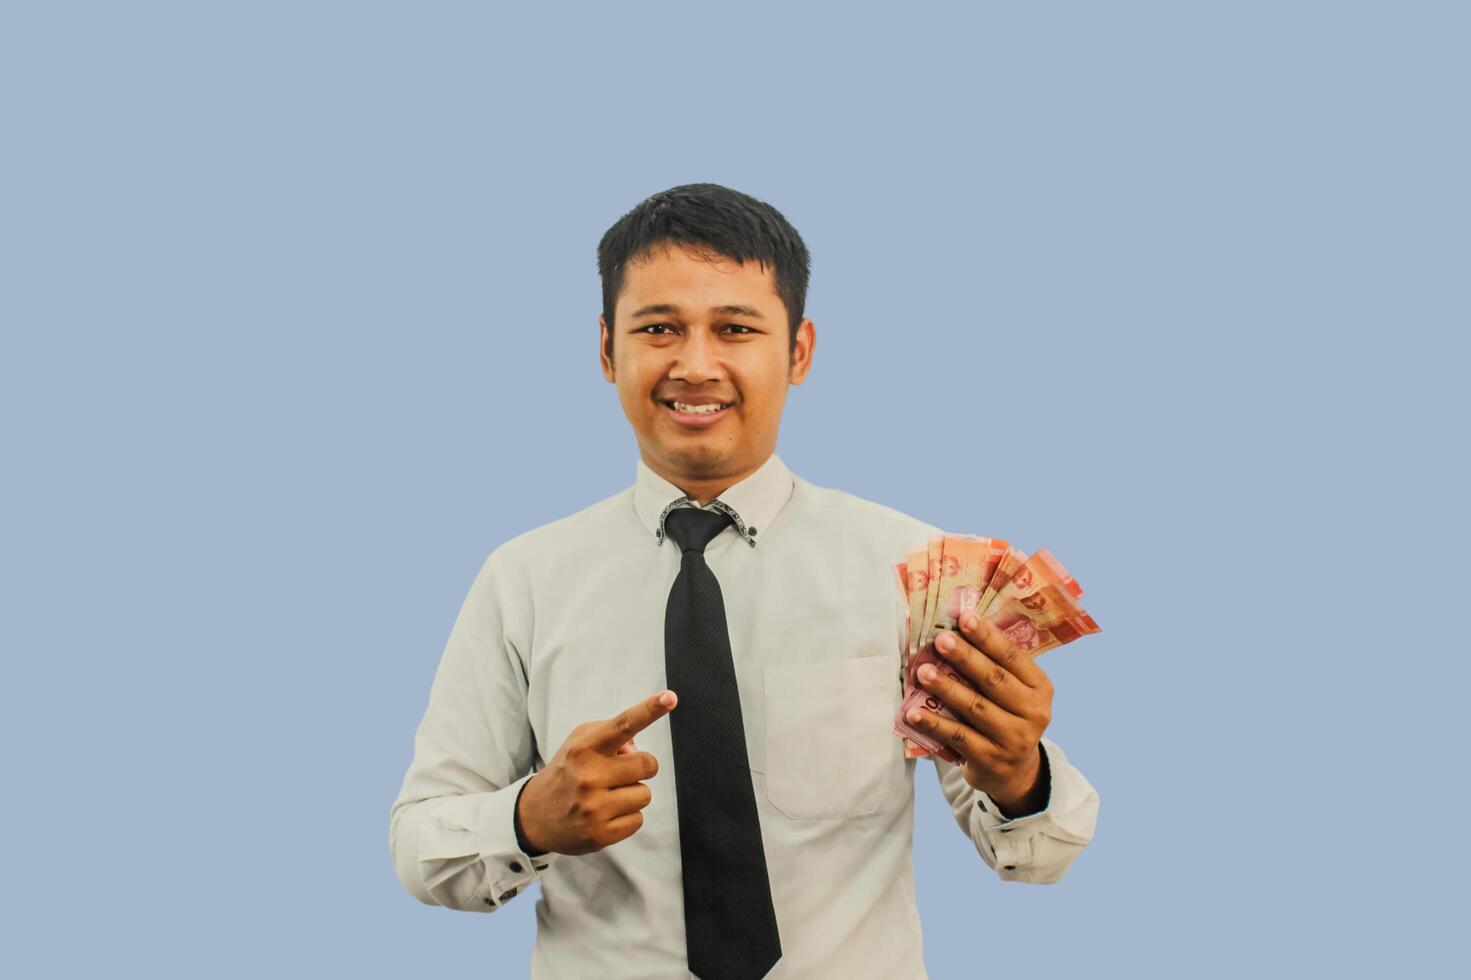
top-left (763, 652), bottom-right (899, 820)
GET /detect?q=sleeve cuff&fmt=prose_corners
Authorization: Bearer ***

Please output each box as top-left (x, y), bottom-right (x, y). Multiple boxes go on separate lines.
top-left (418, 770), bottom-right (560, 911)
top-left (972, 737), bottom-right (1094, 880)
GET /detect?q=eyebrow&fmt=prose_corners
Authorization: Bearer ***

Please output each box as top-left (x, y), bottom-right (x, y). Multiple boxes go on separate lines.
top-left (628, 303), bottom-right (766, 320)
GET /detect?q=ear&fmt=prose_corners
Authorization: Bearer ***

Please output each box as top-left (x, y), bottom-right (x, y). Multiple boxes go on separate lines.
top-left (787, 319), bottom-right (815, 385)
top-left (599, 315), bottom-right (615, 382)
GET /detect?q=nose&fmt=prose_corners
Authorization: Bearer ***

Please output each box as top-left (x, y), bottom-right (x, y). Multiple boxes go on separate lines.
top-left (668, 327), bottom-right (724, 385)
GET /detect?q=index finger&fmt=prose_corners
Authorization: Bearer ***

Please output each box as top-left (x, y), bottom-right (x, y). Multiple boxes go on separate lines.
top-left (588, 690), bottom-right (678, 752)
top-left (961, 615), bottom-right (1048, 688)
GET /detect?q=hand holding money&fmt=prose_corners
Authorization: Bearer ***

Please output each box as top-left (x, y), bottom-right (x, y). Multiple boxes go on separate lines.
top-left (891, 535), bottom-right (1100, 783)
top-left (908, 612), bottom-right (1054, 809)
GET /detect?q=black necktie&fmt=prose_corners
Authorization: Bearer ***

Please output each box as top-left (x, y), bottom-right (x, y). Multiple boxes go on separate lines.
top-left (662, 506), bottom-right (782, 980)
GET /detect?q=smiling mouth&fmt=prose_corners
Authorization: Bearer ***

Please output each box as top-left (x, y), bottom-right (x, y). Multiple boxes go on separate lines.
top-left (663, 400), bottom-right (733, 414)
top-left (661, 399), bottom-right (735, 426)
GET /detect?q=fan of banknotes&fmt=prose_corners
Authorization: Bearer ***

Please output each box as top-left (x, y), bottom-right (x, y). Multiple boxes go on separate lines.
top-left (890, 535), bottom-right (1101, 763)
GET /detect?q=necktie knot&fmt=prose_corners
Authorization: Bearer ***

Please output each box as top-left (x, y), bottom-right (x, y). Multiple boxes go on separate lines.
top-left (663, 507), bottom-right (733, 555)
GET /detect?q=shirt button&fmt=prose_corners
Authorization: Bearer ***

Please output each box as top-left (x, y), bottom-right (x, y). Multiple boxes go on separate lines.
top-left (747, 526), bottom-right (758, 535)
top-left (499, 887), bottom-right (518, 901)
top-left (508, 861), bottom-right (523, 873)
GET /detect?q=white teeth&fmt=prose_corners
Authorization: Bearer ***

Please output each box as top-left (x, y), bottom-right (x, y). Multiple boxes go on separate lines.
top-left (670, 401), bottom-right (728, 414)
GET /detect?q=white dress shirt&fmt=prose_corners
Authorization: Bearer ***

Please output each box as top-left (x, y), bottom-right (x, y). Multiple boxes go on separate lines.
top-left (389, 452), bottom-right (1099, 979)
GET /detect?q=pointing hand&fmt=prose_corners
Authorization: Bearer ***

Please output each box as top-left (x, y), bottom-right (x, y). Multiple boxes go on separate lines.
top-left (516, 690), bottom-right (677, 855)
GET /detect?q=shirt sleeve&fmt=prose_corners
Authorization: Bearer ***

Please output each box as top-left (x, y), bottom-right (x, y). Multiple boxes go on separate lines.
top-left (388, 545), bottom-right (560, 912)
top-left (930, 736), bottom-right (1099, 884)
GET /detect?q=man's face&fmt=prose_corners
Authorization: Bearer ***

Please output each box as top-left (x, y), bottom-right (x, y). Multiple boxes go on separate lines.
top-left (600, 243), bottom-right (814, 488)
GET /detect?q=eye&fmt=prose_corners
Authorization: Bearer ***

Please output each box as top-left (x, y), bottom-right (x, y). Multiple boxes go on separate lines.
top-left (633, 323), bottom-right (757, 335)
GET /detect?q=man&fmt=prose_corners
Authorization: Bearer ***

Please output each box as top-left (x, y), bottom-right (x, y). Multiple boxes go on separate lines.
top-left (389, 183), bottom-right (1100, 979)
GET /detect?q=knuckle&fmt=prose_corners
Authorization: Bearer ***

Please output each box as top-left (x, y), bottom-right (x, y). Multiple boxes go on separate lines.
top-left (985, 665), bottom-right (1007, 688)
top-left (919, 676), bottom-right (942, 702)
top-left (574, 774), bottom-right (596, 796)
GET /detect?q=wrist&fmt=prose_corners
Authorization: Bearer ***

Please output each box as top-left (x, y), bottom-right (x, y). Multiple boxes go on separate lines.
top-left (991, 744), bottom-right (1048, 818)
top-left (514, 775), bottom-right (549, 857)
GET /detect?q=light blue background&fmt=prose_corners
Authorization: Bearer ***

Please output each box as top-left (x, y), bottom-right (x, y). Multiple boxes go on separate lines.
top-left (4, 2), bottom-right (1465, 977)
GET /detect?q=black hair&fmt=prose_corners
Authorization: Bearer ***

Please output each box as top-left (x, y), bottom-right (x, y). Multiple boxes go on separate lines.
top-left (597, 182), bottom-right (811, 364)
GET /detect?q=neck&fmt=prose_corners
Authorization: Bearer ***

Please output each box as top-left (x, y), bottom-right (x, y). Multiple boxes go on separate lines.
top-left (678, 480), bottom-right (735, 508)
top-left (646, 453), bottom-right (768, 507)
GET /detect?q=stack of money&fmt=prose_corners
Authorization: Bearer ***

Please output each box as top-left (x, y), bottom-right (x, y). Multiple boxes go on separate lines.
top-left (890, 535), bottom-right (1100, 763)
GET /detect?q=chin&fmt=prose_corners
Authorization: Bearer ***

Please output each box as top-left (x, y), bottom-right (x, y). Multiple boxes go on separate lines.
top-left (669, 443), bottom-right (726, 461)
top-left (665, 445), bottom-right (733, 471)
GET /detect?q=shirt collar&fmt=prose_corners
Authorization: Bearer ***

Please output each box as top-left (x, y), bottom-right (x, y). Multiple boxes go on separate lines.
top-left (632, 452), bottom-right (795, 549)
